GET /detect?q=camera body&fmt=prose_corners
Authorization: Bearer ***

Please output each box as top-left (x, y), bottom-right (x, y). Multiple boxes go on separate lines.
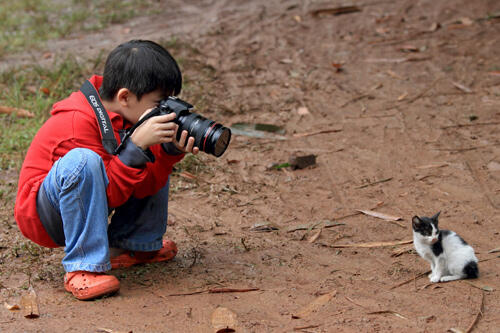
top-left (154, 96), bottom-right (231, 157)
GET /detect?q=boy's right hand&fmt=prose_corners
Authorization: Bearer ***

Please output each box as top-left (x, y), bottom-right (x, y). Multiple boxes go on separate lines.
top-left (130, 109), bottom-right (178, 150)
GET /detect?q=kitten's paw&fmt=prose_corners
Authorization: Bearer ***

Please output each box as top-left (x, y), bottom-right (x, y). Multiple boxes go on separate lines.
top-left (430, 275), bottom-right (441, 283)
top-left (440, 275), bottom-right (461, 282)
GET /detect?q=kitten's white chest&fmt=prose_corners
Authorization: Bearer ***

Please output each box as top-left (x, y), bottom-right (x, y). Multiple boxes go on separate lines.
top-left (413, 235), bottom-right (434, 262)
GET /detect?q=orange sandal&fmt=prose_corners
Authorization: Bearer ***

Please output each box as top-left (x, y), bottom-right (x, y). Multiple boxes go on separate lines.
top-left (64, 271), bottom-right (120, 301)
top-left (110, 239), bottom-right (178, 269)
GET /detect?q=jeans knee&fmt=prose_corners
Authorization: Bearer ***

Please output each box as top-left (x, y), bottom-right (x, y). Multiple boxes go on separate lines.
top-left (58, 148), bottom-right (107, 190)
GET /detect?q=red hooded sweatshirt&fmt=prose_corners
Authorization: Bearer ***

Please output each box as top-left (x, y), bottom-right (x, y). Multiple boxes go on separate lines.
top-left (14, 75), bottom-right (184, 248)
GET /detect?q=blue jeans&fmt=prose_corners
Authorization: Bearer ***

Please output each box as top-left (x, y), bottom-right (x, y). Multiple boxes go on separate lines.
top-left (39, 148), bottom-right (169, 273)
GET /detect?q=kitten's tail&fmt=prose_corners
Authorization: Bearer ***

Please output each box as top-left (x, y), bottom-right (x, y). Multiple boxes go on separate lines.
top-left (463, 261), bottom-right (479, 279)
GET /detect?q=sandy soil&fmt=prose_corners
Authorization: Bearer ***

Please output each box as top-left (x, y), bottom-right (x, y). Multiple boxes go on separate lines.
top-left (1, 0), bottom-right (500, 332)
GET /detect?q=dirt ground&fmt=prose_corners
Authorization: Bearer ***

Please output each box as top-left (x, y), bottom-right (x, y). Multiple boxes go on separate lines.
top-left (1, 0), bottom-right (500, 332)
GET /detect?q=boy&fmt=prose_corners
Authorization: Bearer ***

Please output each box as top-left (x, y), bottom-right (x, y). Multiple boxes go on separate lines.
top-left (14, 40), bottom-right (198, 300)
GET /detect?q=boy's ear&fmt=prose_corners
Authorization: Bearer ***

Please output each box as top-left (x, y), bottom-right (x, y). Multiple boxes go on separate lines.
top-left (116, 88), bottom-right (131, 107)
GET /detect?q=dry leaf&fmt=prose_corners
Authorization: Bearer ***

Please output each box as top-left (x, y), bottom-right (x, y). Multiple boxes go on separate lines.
top-left (293, 15), bottom-right (302, 23)
top-left (331, 240), bottom-right (412, 248)
top-left (331, 63), bottom-right (343, 72)
top-left (399, 44), bottom-right (419, 52)
top-left (97, 329), bottom-right (133, 333)
top-left (211, 307), bottom-right (237, 332)
top-left (25, 85), bottom-right (38, 94)
top-left (489, 71), bottom-right (500, 77)
top-left (428, 22), bottom-right (441, 32)
top-left (448, 328), bottom-right (466, 333)
top-left (289, 154), bottom-right (316, 170)
top-left (397, 92), bottom-right (408, 101)
top-left (0, 106), bottom-right (35, 118)
top-left (292, 290), bottom-right (337, 319)
top-left (308, 228), bottom-right (322, 243)
top-left (387, 70), bottom-right (403, 79)
top-left (357, 209), bottom-right (402, 221)
top-left (297, 107), bottom-right (310, 115)
top-left (459, 17), bottom-right (474, 26)
top-left (452, 81), bottom-right (472, 93)
top-left (40, 87), bottom-right (51, 95)
top-left (376, 27), bottom-right (390, 35)
top-left (20, 286), bottom-right (39, 319)
top-left (4, 302), bottom-right (20, 311)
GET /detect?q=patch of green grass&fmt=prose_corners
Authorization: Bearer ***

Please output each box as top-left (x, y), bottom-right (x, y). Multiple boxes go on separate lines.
top-left (173, 154), bottom-right (209, 175)
top-left (0, 55), bottom-right (98, 169)
top-left (0, 0), bottom-right (159, 56)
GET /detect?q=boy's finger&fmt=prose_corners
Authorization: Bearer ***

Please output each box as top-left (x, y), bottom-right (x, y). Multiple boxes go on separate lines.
top-left (185, 137), bottom-right (195, 152)
top-left (154, 113), bottom-right (176, 122)
top-left (178, 130), bottom-right (188, 147)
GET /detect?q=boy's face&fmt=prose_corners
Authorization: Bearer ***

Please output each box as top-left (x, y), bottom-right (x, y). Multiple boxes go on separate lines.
top-left (122, 89), bottom-right (165, 124)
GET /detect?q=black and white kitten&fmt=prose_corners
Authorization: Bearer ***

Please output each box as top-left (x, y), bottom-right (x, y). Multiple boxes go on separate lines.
top-left (412, 212), bottom-right (479, 283)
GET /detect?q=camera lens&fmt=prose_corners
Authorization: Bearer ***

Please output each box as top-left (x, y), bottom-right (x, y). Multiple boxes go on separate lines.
top-left (176, 112), bottom-right (231, 157)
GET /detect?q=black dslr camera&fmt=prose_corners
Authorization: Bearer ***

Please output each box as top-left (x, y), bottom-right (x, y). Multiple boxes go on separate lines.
top-left (151, 97), bottom-right (231, 157)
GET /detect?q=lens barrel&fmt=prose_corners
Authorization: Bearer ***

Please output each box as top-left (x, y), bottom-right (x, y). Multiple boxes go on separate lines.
top-left (176, 111), bottom-right (231, 157)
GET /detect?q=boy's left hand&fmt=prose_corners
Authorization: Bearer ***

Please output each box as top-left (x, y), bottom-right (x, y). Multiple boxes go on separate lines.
top-left (174, 126), bottom-right (199, 155)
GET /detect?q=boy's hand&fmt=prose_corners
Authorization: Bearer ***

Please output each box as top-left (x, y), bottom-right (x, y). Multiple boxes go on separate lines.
top-left (174, 128), bottom-right (200, 155)
top-left (130, 110), bottom-right (178, 150)
top-left (130, 108), bottom-right (199, 155)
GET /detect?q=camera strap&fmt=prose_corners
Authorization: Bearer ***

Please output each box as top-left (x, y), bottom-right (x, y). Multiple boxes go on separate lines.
top-left (80, 80), bottom-right (118, 155)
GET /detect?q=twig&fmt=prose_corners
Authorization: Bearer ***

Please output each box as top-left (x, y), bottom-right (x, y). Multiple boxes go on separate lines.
top-left (310, 5), bottom-right (361, 17)
top-left (345, 296), bottom-right (368, 309)
top-left (168, 288), bottom-right (260, 297)
top-left (367, 310), bottom-right (408, 320)
top-left (479, 255), bottom-right (500, 263)
top-left (434, 144), bottom-right (498, 153)
top-left (208, 288), bottom-right (259, 293)
top-left (465, 291), bottom-right (484, 333)
top-left (340, 94), bottom-right (373, 107)
top-left (406, 77), bottom-right (443, 104)
top-left (168, 290), bottom-right (206, 296)
top-left (356, 177), bottom-right (393, 189)
top-left (241, 238), bottom-right (250, 251)
top-left (441, 121), bottom-right (500, 129)
top-left (391, 244), bottom-right (414, 257)
top-left (327, 239), bottom-right (412, 248)
top-left (293, 128), bottom-right (342, 138)
top-left (332, 201), bottom-right (385, 221)
top-left (465, 160), bottom-right (500, 210)
top-left (390, 270), bottom-right (430, 290)
top-left (452, 81), bottom-right (473, 93)
top-left (293, 324), bottom-right (321, 331)
top-left (369, 31), bottom-right (428, 46)
top-left (188, 247), bottom-right (198, 268)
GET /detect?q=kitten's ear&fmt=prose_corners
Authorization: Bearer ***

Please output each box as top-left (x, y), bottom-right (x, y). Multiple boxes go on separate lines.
top-left (431, 211), bottom-right (441, 222)
top-left (412, 216), bottom-right (421, 229)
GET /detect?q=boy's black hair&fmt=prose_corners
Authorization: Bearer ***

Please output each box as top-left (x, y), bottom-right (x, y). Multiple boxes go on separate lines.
top-left (99, 40), bottom-right (182, 101)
